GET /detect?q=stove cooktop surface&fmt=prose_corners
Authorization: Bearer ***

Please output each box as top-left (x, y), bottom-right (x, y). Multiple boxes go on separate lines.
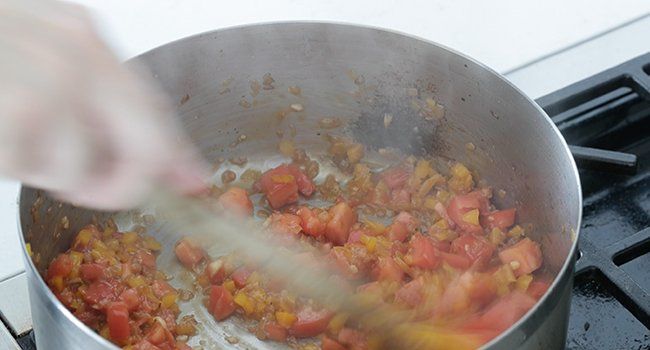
top-left (4, 54), bottom-right (650, 350)
top-left (537, 53), bottom-right (650, 350)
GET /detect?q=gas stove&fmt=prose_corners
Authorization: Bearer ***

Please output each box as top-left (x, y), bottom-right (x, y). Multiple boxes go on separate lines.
top-left (1, 53), bottom-right (649, 350)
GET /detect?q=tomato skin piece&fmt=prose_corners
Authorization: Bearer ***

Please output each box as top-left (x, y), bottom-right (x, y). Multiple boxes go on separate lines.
top-left (47, 254), bottom-right (73, 279)
top-left (231, 266), bottom-right (253, 288)
top-left (80, 263), bottom-right (106, 282)
top-left (84, 280), bottom-right (117, 308)
top-left (151, 280), bottom-right (175, 299)
top-left (322, 336), bottom-right (347, 350)
top-left (451, 234), bottom-right (495, 268)
top-left (146, 321), bottom-right (174, 345)
top-left (407, 234), bottom-right (440, 269)
top-left (106, 302), bottom-right (130, 344)
top-left (381, 167), bottom-right (411, 190)
top-left (209, 286), bottom-right (236, 321)
top-left (174, 238), bottom-right (205, 269)
top-left (119, 288), bottom-right (141, 311)
top-left (289, 307), bottom-right (333, 338)
top-left (218, 187), bottom-right (254, 217)
top-left (394, 211), bottom-right (420, 232)
top-left (268, 213), bottom-right (303, 236)
top-left (386, 222), bottom-right (409, 242)
top-left (483, 209), bottom-right (516, 230)
top-left (498, 238), bottom-right (543, 276)
top-left (395, 278), bottom-right (424, 307)
top-left (326, 202), bottom-right (357, 245)
top-left (296, 207), bottom-right (327, 237)
top-left (137, 250), bottom-right (157, 269)
top-left (287, 164), bottom-right (316, 197)
top-left (133, 340), bottom-right (162, 350)
top-left (264, 322), bottom-right (288, 342)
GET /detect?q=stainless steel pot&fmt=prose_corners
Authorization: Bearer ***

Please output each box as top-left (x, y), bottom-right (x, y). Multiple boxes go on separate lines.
top-left (18, 22), bottom-right (582, 350)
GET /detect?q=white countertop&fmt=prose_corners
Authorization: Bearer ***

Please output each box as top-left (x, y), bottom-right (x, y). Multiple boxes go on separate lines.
top-left (1, 0), bottom-right (649, 281)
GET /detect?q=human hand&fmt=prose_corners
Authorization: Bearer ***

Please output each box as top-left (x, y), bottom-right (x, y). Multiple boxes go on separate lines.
top-left (0, 0), bottom-right (209, 210)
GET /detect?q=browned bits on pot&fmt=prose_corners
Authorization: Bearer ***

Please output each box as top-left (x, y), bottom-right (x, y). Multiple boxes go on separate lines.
top-left (229, 157), bottom-right (248, 167)
top-left (60, 216), bottom-right (69, 229)
top-left (240, 168), bottom-right (262, 184)
top-left (180, 94), bottom-right (190, 105)
top-left (318, 174), bottom-right (342, 202)
top-left (290, 103), bottom-right (304, 112)
top-left (225, 335), bottom-right (240, 344)
top-left (289, 124), bottom-right (297, 137)
top-left (262, 73), bottom-right (275, 90)
top-left (178, 288), bottom-right (195, 302)
top-left (466, 142), bottom-right (476, 151)
top-left (257, 209), bottom-right (270, 218)
top-left (424, 97), bottom-right (445, 120)
top-left (288, 86), bottom-right (301, 95)
top-left (319, 117), bottom-right (342, 129)
top-left (354, 75), bottom-right (366, 85)
top-left (250, 80), bottom-right (261, 97)
top-left (278, 139), bottom-right (295, 157)
top-left (383, 113), bottom-right (393, 129)
top-left (239, 99), bottom-right (252, 108)
top-left (221, 170), bottom-right (237, 184)
top-left (305, 160), bottom-right (320, 179)
top-left (407, 87), bottom-right (419, 97)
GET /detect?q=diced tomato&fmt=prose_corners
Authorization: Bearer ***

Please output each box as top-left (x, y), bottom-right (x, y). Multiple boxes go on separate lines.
top-left (231, 266), bottom-right (253, 288)
top-left (326, 202), bottom-right (357, 245)
top-left (322, 336), bottom-right (347, 350)
top-left (296, 207), bottom-right (327, 237)
top-left (347, 230), bottom-right (364, 243)
top-left (287, 164), bottom-right (316, 197)
top-left (440, 252), bottom-right (472, 270)
top-left (328, 245), bottom-right (373, 280)
top-left (83, 280), bottom-right (116, 307)
top-left (257, 164), bottom-right (314, 209)
top-left (137, 250), bottom-right (157, 269)
top-left (407, 234), bottom-right (440, 269)
top-left (176, 342), bottom-right (192, 350)
top-left (80, 263), bottom-right (105, 282)
top-left (372, 257), bottom-right (404, 282)
top-left (132, 340), bottom-right (161, 350)
top-left (338, 328), bottom-right (368, 350)
top-left (119, 288), bottom-right (140, 311)
top-left (451, 234), bottom-right (495, 268)
top-left (527, 280), bottom-right (551, 299)
top-left (151, 280), bottom-right (175, 299)
top-left (207, 259), bottom-right (226, 284)
top-left (394, 211), bottom-right (420, 232)
top-left (174, 238), bottom-right (205, 269)
top-left (268, 213), bottom-right (303, 235)
top-left (218, 187), bottom-right (254, 217)
top-left (483, 209), bottom-right (516, 230)
top-left (209, 286), bottom-right (236, 321)
top-left (434, 202), bottom-right (456, 228)
top-left (106, 302), bottom-right (130, 344)
top-left (47, 254), bottom-right (73, 279)
top-left (447, 191), bottom-right (490, 234)
top-left (289, 307), bottom-right (333, 338)
top-left (381, 166), bottom-right (411, 190)
top-left (438, 271), bottom-right (497, 316)
top-left (390, 189), bottom-right (411, 209)
top-left (264, 322), bottom-right (288, 342)
top-left (498, 238), bottom-right (543, 276)
top-left (467, 291), bottom-right (536, 333)
top-left (385, 222), bottom-right (409, 242)
top-left (395, 278), bottom-right (424, 307)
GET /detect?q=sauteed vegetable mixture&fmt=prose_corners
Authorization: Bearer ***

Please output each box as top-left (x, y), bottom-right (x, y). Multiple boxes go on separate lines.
top-left (47, 138), bottom-right (550, 350)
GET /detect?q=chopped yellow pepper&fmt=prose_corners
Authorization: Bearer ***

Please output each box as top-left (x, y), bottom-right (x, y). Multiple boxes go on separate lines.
top-left (275, 311), bottom-right (297, 328)
top-left (462, 209), bottom-right (480, 225)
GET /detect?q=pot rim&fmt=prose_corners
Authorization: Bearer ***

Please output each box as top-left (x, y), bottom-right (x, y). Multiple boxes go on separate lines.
top-left (17, 20), bottom-right (582, 350)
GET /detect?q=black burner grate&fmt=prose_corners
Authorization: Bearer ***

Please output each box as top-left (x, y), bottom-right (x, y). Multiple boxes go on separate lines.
top-left (537, 52), bottom-right (650, 350)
